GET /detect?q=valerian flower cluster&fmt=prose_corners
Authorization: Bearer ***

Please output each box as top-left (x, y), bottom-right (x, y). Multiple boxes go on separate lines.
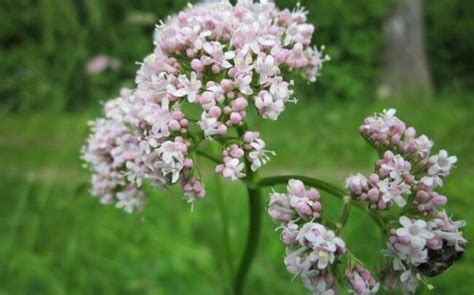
top-left (82, 0), bottom-right (327, 212)
top-left (268, 180), bottom-right (381, 295)
top-left (349, 110), bottom-right (466, 293)
top-left (268, 110), bottom-right (466, 294)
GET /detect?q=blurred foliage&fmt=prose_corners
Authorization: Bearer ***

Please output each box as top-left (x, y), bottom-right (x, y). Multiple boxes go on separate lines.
top-left (283, 0), bottom-right (389, 101)
top-left (0, 0), bottom-right (191, 112)
top-left (0, 0), bottom-right (472, 112)
top-left (425, 0), bottom-right (474, 91)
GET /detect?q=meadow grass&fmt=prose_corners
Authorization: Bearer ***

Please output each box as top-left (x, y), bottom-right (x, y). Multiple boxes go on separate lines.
top-left (0, 97), bottom-right (473, 294)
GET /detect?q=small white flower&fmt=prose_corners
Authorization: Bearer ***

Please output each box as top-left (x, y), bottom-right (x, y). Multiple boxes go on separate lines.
top-left (284, 247), bottom-right (312, 276)
top-left (167, 72), bottom-right (201, 102)
top-left (157, 141), bottom-right (185, 183)
top-left (202, 41), bottom-right (235, 68)
top-left (296, 223), bottom-right (345, 270)
top-left (248, 138), bottom-right (275, 171)
top-left (400, 269), bottom-right (420, 294)
top-left (233, 74), bottom-right (253, 95)
top-left (380, 154), bottom-right (411, 180)
top-left (394, 243), bottom-right (428, 266)
top-left (396, 216), bottom-right (435, 248)
top-left (255, 54), bottom-right (279, 84)
top-left (255, 91), bottom-right (285, 120)
top-left (116, 186), bottom-right (146, 213)
top-left (414, 135), bottom-right (433, 155)
top-left (222, 158), bottom-right (245, 180)
top-left (429, 211), bottom-right (467, 252)
top-left (376, 179), bottom-right (408, 207)
top-left (344, 173), bottom-right (368, 195)
top-left (269, 77), bottom-right (294, 101)
top-left (428, 150), bottom-right (457, 177)
top-left (198, 111), bottom-right (221, 138)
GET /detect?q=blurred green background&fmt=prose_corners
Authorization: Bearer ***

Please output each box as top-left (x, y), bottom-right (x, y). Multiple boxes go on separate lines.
top-left (0, 0), bottom-right (473, 294)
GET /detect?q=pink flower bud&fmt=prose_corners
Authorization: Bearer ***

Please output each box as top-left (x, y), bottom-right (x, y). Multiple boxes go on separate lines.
top-left (223, 106), bottom-right (232, 114)
top-left (217, 124), bottom-right (227, 135)
top-left (191, 59), bottom-right (204, 72)
top-left (179, 119), bottom-right (188, 127)
top-left (368, 188), bottom-right (379, 202)
top-left (168, 119), bottom-right (181, 131)
top-left (416, 191), bottom-right (429, 202)
top-left (211, 64), bottom-right (221, 73)
top-left (244, 131), bottom-right (259, 143)
top-left (307, 188), bottom-right (320, 200)
top-left (405, 127), bottom-right (416, 138)
top-left (215, 164), bottom-right (224, 173)
top-left (208, 106), bottom-right (221, 118)
top-left (368, 173), bottom-right (379, 183)
top-left (183, 159), bottom-right (193, 168)
top-left (432, 194), bottom-right (447, 206)
top-left (233, 97), bottom-right (248, 111)
top-left (426, 238), bottom-right (443, 250)
top-left (221, 79), bottom-right (233, 91)
top-left (230, 148), bottom-right (244, 158)
top-left (229, 112), bottom-right (242, 124)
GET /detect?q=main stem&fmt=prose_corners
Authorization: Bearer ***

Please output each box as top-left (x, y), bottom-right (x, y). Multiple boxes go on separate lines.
top-left (233, 124), bottom-right (262, 295)
top-left (233, 183), bottom-right (262, 294)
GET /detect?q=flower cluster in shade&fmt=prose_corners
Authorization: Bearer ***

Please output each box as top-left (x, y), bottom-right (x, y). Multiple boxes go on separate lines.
top-left (269, 179), bottom-right (383, 295)
top-left (82, 0), bottom-right (327, 213)
top-left (345, 109), bottom-right (457, 213)
top-left (381, 213), bottom-right (466, 294)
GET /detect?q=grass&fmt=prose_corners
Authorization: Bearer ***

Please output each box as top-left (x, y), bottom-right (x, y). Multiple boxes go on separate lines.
top-left (0, 97), bottom-right (473, 294)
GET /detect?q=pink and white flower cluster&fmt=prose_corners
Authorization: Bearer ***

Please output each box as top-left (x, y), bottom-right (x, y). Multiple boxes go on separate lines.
top-left (346, 109), bottom-right (457, 215)
top-left (82, 0), bottom-right (326, 212)
top-left (268, 180), bottom-right (344, 294)
top-left (382, 213), bottom-right (466, 293)
top-left (268, 179), bottom-right (322, 222)
top-left (284, 222), bottom-right (345, 294)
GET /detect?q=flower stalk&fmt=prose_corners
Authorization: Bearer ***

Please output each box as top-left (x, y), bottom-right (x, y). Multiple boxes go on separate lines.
top-left (232, 170), bottom-right (262, 295)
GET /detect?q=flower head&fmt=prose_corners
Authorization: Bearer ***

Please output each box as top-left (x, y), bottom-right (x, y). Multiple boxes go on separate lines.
top-left (83, 0), bottom-right (326, 211)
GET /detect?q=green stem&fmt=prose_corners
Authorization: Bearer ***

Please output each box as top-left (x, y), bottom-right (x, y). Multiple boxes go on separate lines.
top-left (337, 196), bottom-right (352, 234)
top-left (211, 146), bottom-right (234, 285)
top-left (233, 124), bottom-right (262, 295)
top-left (233, 183), bottom-right (262, 295)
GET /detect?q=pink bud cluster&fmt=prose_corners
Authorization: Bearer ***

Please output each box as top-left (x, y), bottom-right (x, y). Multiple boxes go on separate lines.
top-left (268, 179), bottom-right (322, 222)
top-left (215, 144), bottom-right (246, 180)
top-left (82, 1), bottom-right (326, 212)
top-left (345, 265), bottom-right (380, 295)
top-left (345, 109), bottom-right (457, 215)
top-left (345, 151), bottom-right (414, 209)
top-left (382, 214), bottom-right (466, 293)
top-left (268, 179), bottom-right (344, 294)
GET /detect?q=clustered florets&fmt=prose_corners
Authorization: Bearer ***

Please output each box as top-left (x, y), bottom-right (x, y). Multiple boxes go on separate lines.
top-left (345, 109), bottom-right (456, 214)
top-left (268, 110), bottom-right (466, 295)
top-left (381, 213), bottom-right (466, 293)
top-left (82, 0), bottom-right (327, 212)
top-left (268, 180), bottom-right (348, 294)
top-left (343, 109), bottom-right (466, 294)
